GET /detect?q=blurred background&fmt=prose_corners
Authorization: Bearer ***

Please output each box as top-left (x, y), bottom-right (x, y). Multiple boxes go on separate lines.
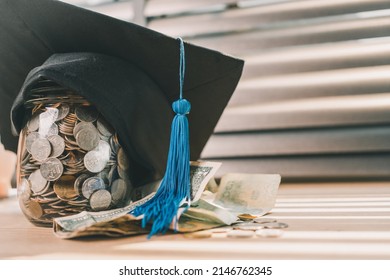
top-left (62, 0), bottom-right (390, 182)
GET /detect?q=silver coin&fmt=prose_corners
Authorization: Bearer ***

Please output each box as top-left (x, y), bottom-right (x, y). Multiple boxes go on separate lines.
top-left (73, 121), bottom-right (95, 137)
top-left (56, 104), bottom-right (70, 121)
top-left (28, 169), bottom-right (48, 194)
top-left (84, 150), bottom-right (108, 173)
top-left (96, 117), bottom-right (114, 137)
top-left (110, 179), bottom-right (127, 205)
top-left (256, 229), bottom-right (284, 238)
top-left (95, 140), bottom-right (111, 158)
top-left (76, 128), bottom-right (100, 151)
top-left (26, 132), bottom-right (41, 154)
top-left (27, 113), bottom-right (40, 132)
top-left (82, 177), bottom-right (106, 199)
top-left (74, 173), bottom-right (90, 195)
top-left (90, 189), bottom-right (111, 211)
top-left (48, 134), bottom-right (65, 158)
top-left (253, 218), bottom-right (278, 224)
top-left (30, 138), bottom-right (52, 161)
top-left (40, 157), bottom-right (64, 181)
top-left (227, 230), bottom-right (254, 238)
top-left (75, 106), bottom-right (99, 122)
top-left (263, 222), bottom-right (289, 229)
top-left (233, 224), bottom-right (264, 231)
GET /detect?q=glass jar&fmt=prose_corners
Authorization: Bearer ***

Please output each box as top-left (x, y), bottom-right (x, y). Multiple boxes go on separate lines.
top-left (16, 79), bottom-right (133, 227)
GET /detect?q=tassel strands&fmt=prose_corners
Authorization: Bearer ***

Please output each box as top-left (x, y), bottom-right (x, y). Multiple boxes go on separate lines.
top-left (132, 38), bottom-right (191, 238)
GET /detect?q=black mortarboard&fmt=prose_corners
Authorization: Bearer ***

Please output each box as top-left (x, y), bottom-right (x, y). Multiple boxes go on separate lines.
top-left (2, 0), bottom-right (244, 235)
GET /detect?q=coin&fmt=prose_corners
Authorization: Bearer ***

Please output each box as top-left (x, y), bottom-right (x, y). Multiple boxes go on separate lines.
top-left (56, 103), bottom-right (70, 120)
top-left (73, 121), bottom-right (95, 137)
top-left (30, 138), bottom-right (52, 161)
top-left (96, 117), bottom-right (114, 137)
top-left (26, 132), bottom-right (41, 154)
top-left (95, 140), bottom-right (111, 158)
top-left (18, 178), bottom-right (31, 202)
top-left (89, 189), bottom-right (111, 211)
top-left (74, 173), bottom-right (90, 195)
top-left (110, 179), bottom-right (127, 205)
top-left (253, 218), bottom-right (278, 224)
top-left (233, 224), bottom-right (264, 231)
top-left (54, 175), bottom-right (78, 200)
top-left (82, 177), bottom-right (106, 199)
top-left (75, 106), bottom-right (99, 122)
top-left (263, 222), bottom-right (289, 229)
top-left (27, 113), bottom-right (40, 132)
top-left (108, 165), bottom-right (118, 185)
top-left (256, 229), bottom-right (284, 238)
top-left (117, 147), bottom-right (129, 170)
top-left (238, 213), bottom-right (257, 221)
top-left (117, 164), bottom-right (129, 181)
top-left (48, 134), bottom-right (65, 158)
top-left (84, 150), bottom-right (108, 173)
top-left (28, 169), bottom-right (48, 194)
top-left (26, 200), bottom-right (43, 219)
top-left (40, 157), bottom-right (64, 181)
top-left (227, 230), bottom-right (254, 238)
top-left (76, 128), bottom-right (100, 151)
top-left (183, 231), bottom-right (212, 239)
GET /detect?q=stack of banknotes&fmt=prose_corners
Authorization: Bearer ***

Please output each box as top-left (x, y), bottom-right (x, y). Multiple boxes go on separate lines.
top-left (53, 161), bottom-right (281, 239)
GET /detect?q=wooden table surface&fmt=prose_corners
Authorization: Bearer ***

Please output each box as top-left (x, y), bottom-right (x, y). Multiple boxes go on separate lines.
top-left (1, 182), bottom-right (390, 260)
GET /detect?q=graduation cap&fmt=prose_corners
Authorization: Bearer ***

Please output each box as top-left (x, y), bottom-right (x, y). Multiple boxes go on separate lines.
top-left (2, 0), bottom-right (244, 236)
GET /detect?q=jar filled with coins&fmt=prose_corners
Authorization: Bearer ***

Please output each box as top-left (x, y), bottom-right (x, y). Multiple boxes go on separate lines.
top-left (16, 79), bottom-right (133, 227)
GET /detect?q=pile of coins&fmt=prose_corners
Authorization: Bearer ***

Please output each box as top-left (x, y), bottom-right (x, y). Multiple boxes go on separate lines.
top-left (17, 82), bottom-right (132, 227)
top-left (183, 217), bottom-right (288, 239)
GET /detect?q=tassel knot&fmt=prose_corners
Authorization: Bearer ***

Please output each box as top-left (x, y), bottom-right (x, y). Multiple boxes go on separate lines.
top-left (173, 99), bottom-right (191, 115)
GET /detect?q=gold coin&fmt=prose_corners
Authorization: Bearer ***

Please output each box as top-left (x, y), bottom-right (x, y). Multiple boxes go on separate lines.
top-left (53, 175), bottom-right (78, 200)
top-left (26, 200), bottom-right (43, 219)
top-left (238, 213), bottom-right (257, 221)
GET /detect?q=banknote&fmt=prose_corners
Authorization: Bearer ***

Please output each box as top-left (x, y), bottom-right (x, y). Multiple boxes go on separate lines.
top-left (182, 198), bottom-right (237, 226)
top-left (189, 161), bottom-right (221, 202)
top-left (54, 193), bottom-right (154, 234)
top-left (213, 173), bottom-right (281, 216)
top-left (130, 161), bottom-right (221, 203)
top-left (54, 215), bottom-right (149, 238)
top-left (54, 171), bottom-right (281, 239)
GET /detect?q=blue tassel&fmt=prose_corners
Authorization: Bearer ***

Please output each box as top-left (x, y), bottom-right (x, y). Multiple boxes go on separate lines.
top-left (132, 38), bottom-right (191, 238)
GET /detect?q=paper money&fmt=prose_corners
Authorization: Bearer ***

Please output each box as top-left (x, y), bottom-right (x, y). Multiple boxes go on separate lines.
top-left (189, 161), bottom-right (221, 202)
top-left (182, 199), bottom-right (237, 226)
top-left (131, 161), bottom-right (221, 203)
top-left (213, 173), bottom-right (281, 216)
top-left (54, 215), bottom-right (148, 239)
top-left (54, 172), bottom-right (282, 239)
top-left (54, 193), bottom-right (154, 234)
